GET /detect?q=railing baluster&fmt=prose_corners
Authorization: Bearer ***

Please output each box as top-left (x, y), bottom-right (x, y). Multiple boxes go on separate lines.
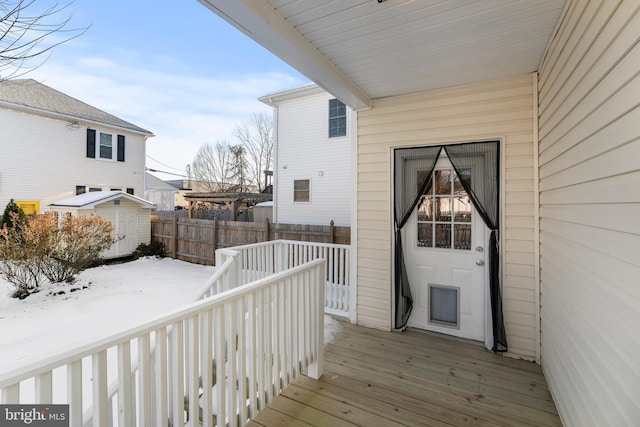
top-left (170, 322), bottom-right (185, 427)
top-left (237, 298), bottom-right (248, 425)
top-left (35, 371), bottom-right (52, 403)
top-left (138, 334), bottom-right (152, 426)
top-left (67, 360), bottom-right (82, 427)
top-left (1, 383), bottom-right (19, 404)
top-left (117, 342), bottom-right (133, 426)
top-left (92, 351), bottom-right (108, 426)
top-left (154, 328), bottom-right (168, 427)
top-left (186, 316), bottom-right (200, 424)
top-left (200, 310), bottom-right (213, 427)
top-left (213, 306), bottom-right (225, 427)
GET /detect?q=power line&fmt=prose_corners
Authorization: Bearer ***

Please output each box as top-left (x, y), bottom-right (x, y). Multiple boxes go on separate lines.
top-left (145, 168), bottom-right (188, 178)
top-left (146, 155), bottom-right (186, 172)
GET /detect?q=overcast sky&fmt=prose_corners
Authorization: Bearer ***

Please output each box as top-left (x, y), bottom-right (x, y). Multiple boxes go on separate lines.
top-left (25, 0), bottom-right (307, 180)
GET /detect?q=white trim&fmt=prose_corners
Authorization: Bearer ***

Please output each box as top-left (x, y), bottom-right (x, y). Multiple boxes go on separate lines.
top-left (272, 103), bottom-right (280, 224)
top-left (532, 73), bottom-right (541, 364)
top-left (350, 110), bottom-right (358, 324)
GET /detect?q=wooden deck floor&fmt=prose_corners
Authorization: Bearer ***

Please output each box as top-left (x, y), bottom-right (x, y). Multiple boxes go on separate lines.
top-left (249, 318), bottom-right (561, 427)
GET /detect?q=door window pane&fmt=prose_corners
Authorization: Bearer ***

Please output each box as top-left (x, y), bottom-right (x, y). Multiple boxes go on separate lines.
top-left (434, 170), bottom-right (451, 195)
top-left (416, 164), bottom-right (472, 250)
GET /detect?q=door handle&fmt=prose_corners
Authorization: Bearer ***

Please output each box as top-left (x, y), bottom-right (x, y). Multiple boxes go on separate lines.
top-left (475, 259), bottom-right (485, 266)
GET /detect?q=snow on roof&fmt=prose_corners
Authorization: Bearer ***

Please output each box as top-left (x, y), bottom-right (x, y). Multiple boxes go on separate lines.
top-left (255, 201), bottom-right (273, 207)
top-left (50, 191), bottom-right (155, 209)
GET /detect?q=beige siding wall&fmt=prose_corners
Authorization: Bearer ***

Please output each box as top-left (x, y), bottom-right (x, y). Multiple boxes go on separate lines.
top-left (356, 74), bottom-right (538, 359)
top-left (538, 0), bottom-right (640, 425)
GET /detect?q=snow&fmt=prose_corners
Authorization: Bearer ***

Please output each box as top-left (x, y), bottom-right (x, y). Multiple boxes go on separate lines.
top-left (0, 256), bottom-right (344, 376)
top-left (0, 257), bottom-right (214, 373)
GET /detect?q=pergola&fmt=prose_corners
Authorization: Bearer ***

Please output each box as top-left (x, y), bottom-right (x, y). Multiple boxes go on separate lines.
top-left (183, 192), bottom-right (272, 220)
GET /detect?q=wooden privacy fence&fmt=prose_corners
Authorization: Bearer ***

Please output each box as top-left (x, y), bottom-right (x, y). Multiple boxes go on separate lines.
top-left (151, 217), bottom-right (350, 266)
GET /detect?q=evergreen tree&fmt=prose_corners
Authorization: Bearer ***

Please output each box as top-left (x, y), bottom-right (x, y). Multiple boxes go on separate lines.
top-left (1, 199), bottom-right (26, 229)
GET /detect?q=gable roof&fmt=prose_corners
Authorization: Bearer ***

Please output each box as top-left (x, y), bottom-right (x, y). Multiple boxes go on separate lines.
top-left (146, 173), bottom-right (179, 191)
top-left (49, 191), bottom-right (155, 209)
top-left (259, 83), bottom-right (325, 106)
top-left (0, 79), bottom-right (153, 135)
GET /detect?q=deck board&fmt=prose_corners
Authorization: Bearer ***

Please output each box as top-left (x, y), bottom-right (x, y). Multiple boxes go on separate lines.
top-left (251, 318), bottom-right (562, 427)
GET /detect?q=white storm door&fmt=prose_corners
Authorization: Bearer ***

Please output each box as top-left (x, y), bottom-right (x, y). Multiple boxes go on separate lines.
top-left (403, 155), bottom-right (487, 341)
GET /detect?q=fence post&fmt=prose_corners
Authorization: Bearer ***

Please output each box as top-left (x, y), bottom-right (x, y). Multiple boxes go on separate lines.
top-left (172, 216), bottom-right (179, 259)
top-left (265, 218), bottom-right (271, 242)
top-left (212, 219), bottom-right (218, 265)
top-left (329, 220), bottom-right (335, 244)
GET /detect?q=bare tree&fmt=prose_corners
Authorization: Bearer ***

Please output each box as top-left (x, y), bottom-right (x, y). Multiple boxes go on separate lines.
top-left (233, 112), bottom-right (273, 192)
top-left (191, 140), bottom-right (235, 192)
top-left (1, 0), bottom-right (88, 80)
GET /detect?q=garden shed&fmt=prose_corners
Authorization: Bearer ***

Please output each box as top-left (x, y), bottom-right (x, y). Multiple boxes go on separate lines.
top-left (49, 191), bottom-right (155, 258)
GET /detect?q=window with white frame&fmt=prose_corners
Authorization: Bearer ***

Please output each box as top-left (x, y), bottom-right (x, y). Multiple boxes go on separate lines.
top-left (99, 132), bottom-right (113, 159)
top-left (293, 179), bottom-right (310, 202)
top-left (328, 98), bottom-right (347, 138)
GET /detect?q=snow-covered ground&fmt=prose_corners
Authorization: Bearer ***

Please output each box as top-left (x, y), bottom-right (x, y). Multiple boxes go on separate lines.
top-left (0, 257), bottom-right (214, 373)
top-left (0, 256), bottom-right (343, 376)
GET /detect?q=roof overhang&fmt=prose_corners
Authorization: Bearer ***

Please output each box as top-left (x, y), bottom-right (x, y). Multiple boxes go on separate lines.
top-left (199, 0), bottom-right (567, 110)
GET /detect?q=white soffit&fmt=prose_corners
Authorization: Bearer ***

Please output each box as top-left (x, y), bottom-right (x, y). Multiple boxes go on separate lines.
top-left (199, 0), bottom-right (566, 110)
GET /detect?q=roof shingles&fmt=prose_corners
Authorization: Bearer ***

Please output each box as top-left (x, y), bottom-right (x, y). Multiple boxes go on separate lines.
top-left (0, 79), bottom-right (152, 135)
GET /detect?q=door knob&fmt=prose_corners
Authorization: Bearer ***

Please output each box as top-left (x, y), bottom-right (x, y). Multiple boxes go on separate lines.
top-left (475, 259), bottom-right (485, 266)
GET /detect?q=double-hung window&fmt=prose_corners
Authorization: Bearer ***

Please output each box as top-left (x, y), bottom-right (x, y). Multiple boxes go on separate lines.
top-left (328, 98), bottom-right (347, 138)
top-left (86, 129), bottom-right (125, 161)
top-left (99, 133), bottom-right (113, 159)
top-left (293, 179), bottom-right (310, 202)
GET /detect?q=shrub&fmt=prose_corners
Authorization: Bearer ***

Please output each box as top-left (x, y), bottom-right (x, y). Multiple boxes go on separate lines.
top-left (0, 212), bottom-right (46, 298)
top-left (132, 241), bottom-right (165, 259)
top-left (41, 213), bottom-right (116, 283)
top-left (0, 212), bottom-right (117, 296)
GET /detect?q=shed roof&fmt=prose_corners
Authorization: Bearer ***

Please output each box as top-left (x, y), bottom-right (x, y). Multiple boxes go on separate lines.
top-left (0, 79), bottom-right (153, 135)
top-left (49, 191), bottom-right (156, 209)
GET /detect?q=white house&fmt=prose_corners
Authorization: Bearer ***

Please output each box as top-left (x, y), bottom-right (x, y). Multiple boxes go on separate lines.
top-left (259, 84), bottom-right (354, 227)
top-left (0, 79), bottom-right (153, 214)
top-left (200, 1), bottom-right (639, 425)
top-left (145, 173), bottom-right (177, 211)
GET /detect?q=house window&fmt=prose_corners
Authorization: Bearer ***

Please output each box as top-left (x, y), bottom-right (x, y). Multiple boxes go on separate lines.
top-left (86, 129), bottom-right (125, 161)
top-left (293, 180), bottom-right (310, 202)
top-left (328, 98), bottom-right (346, 138)
top-left (99, 133), bottom-right (113, 159)
top-left (126, 188), bottom-right (134, 195)
top-left (89, 187), bottom-right (101, 192)
top-left (76, 186), bottom-right (86, 195)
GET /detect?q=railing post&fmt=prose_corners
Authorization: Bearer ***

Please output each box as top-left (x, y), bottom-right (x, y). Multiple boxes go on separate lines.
top-left (307, 263), bottom-right (325, 380)
top-left (274, 241), bottom-right (287, 273)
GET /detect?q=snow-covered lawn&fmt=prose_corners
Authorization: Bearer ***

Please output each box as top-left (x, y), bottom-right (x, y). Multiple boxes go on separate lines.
top-left (0, 257), bottom-right (214, 374)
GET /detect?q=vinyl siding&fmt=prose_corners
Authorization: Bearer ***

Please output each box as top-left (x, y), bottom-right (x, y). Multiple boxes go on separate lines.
top-left (274, 91), bottom-right (352, 226)
top-left (356, 74), bottom-right (539, 359)
top-left (538, 0), bottom-right (640, 425)
top-left (0, 108), bottom-right (146, 211)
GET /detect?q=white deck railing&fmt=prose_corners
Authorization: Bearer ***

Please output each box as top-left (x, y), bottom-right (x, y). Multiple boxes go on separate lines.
top-left (202, 240), bottom-right (351, 318)
top-left (0, 259), bottom-right (326, 427)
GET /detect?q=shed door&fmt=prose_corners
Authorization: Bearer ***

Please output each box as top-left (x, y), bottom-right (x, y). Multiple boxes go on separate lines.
top-left (98, 209), bottom-right (139, 258)
top-left (402, 155), bottom-right (487, 341)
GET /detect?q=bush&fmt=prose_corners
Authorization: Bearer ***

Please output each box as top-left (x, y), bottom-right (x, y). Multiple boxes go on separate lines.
top-left (132, 241), bottom-right (165, 259)
top-left (41, 213), bottom-right (116, 283)
top-left (0, 212), bottom-right (117, 297)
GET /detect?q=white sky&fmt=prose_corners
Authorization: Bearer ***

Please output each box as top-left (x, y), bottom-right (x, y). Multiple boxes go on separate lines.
top-left (22, 0), bottom-right (307, 180)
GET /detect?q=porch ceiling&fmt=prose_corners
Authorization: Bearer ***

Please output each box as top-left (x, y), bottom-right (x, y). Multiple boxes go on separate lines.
top-left (198, 0), bottom-right (566, 109)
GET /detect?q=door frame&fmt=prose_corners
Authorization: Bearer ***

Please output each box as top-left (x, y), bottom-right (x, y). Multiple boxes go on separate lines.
top-left (390, 138), bottom-right (505, 351)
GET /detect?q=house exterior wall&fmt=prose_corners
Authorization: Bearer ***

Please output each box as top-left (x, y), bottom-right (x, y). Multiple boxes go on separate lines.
top-left (537, 0), bottom-right (640, 425)
top-left (273, 90), bottom-right (352, 226)
top-left (356, 74), bottom-right (539, 359)
top-left (0, 108), bottom-right (147, 212)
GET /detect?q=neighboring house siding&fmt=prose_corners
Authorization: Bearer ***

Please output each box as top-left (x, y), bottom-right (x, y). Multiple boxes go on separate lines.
top-left (538, 1), bottom-right (640, 425)
top-left (275, 91), bottom-right (352, 226)
top-left (0, 108), bottom-right (146, 211)
top-left (356, 74), bottom-right (538, 359)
